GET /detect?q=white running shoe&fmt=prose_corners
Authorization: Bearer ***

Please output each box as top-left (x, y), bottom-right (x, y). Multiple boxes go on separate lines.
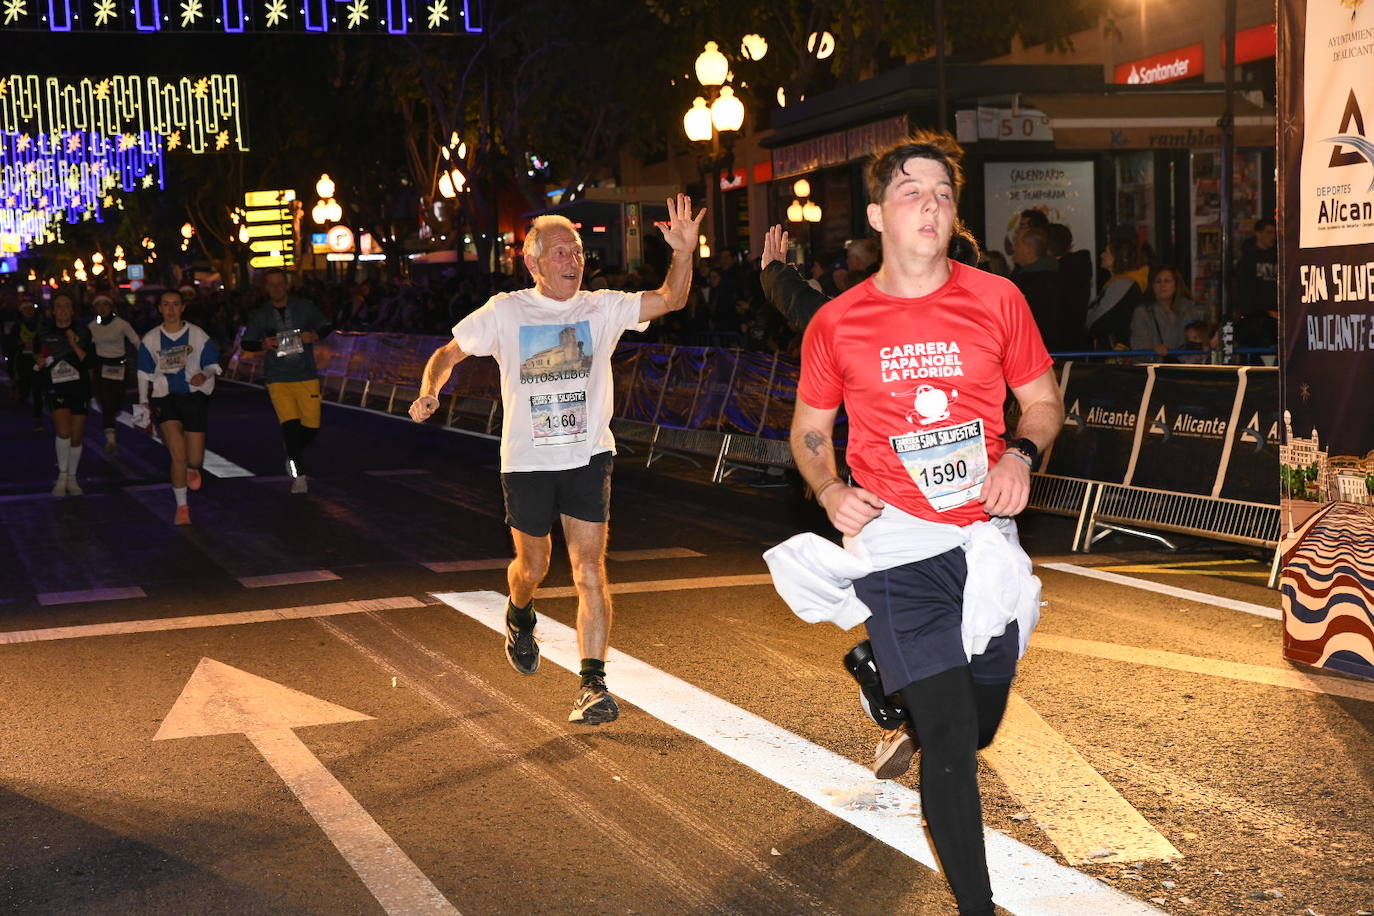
top-left (64, 475), bottom-right (83, 496)
top-left (290, 474), bottom-right (309, 495)
top-left (51, 476), bottom-right (67, 498)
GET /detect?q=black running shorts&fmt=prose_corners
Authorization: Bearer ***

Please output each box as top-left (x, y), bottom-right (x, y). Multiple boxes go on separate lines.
top-left (854, 546), bottom-right (1021, 695)
top-left (46, 380), bottom-right (90, 415)
top-left (501, 450), bottom-right (613, 537)
top-left (151, 392), bottom-right (210, 433)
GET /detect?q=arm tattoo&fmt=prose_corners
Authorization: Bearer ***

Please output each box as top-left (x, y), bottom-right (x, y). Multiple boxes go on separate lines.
top-left (803, 431), bottom-right (826, 457)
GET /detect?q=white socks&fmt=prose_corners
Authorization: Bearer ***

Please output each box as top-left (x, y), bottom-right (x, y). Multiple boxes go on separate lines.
top-left (55, 437), bottom-right (70, 474)
top-left (173, 486), bottom-right (188, 508)
top-left (68, 444), bottom-right (82, 476)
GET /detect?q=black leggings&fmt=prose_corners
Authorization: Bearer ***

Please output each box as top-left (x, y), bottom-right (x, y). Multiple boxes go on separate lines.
top-left (281, 420), bottom-right (318, 472)
top-left (898, 667), bottom-right (1011, 916)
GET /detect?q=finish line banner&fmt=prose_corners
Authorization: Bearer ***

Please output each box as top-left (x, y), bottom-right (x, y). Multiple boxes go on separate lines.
top-left (1279, 0), bottom-right (1374, 681)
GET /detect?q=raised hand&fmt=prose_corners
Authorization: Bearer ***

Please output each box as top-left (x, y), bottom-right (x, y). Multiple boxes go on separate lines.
top-left (656, 193), bottom-right (706, 254)
top-left (761, 224), bottom-right (788, 269)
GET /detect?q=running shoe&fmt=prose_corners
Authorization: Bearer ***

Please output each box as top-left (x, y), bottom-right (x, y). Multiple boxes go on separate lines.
top-left (186, 468), bottom-right (202, 491)
top-left (872, 727), bottom-right (916, 780)
top-left (64, 476), bottom-right (83, 496)
top-left (290, 474), bottom-right (309, 495)
top-left (173, 505), bottom-right (191, 526)
top-left (569, 676), bottom-right (619, 725)
top-left (504, 613), bottom-right (540, 675)
top-left (50, 476), bottom-right (67, 498)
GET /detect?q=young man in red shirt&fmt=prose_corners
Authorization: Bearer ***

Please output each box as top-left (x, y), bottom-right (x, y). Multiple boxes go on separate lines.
top-left (789, 133), bottom-right (1064, 915)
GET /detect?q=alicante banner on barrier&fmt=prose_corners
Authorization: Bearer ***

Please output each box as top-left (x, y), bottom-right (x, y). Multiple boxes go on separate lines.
top-left (1129, 366), bottom-right (1238, 496)
top-left (1279, 0), bottom-right (1374, 679)
top-left (1218, 368), bottom-right (1282, 504)
top-left (1044, 363), bottom-right (1148, 484)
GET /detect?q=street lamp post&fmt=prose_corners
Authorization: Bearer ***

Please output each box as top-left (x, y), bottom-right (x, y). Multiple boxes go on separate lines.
top-left (683, 42), bottom-right (747, 257)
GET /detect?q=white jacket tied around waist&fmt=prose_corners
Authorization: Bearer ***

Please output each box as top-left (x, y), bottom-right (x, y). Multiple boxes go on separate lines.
top-left (763, 504), bottom-right (1041, 663)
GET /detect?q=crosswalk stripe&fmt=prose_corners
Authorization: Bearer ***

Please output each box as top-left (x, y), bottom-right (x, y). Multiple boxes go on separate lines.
top-left (983, 694), bottom-right (1181, 865)
top-left (434, 589), bottom-right (1162, 916)
top-left (36, 586), bottom-right (146, 606)
top-left (1039, 562), bottom-right (1281, 620)
top-left (238, 570), bottom-right (342, 589)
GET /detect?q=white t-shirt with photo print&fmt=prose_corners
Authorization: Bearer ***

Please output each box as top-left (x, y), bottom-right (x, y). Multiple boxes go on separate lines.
top-left (453, 287), bottom-right (647, 472)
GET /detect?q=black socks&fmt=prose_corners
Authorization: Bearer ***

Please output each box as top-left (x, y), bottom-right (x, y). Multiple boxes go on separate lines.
top-left (579, 658), bottom-right (605, 684)
top-left (506, 598), bottom-right (535, 629)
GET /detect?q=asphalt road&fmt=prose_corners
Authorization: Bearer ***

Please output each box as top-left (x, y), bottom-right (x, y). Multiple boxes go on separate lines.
top-left (1, 381), bottom-right (1370, 916)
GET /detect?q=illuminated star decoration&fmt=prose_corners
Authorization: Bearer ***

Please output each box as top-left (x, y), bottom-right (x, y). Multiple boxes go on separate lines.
top-left (263, 0), bottom-right (287, 26)
top-left (93, 78), bottom-right (112, 100)
top-left (193, 76), bottom-right (209, 98)
top-left (0, 78), bottom-right (7, 96)
top-left (215, 130), bottom-right (229, 150)
top-left (345, 0), bottom-right (367, 28)
top-left (179, 0), bottom-right (203, 26)
top-left (66, 134), bottom-right (82, 152)
top-left (118, 132), bottom-right (137, 151)
top-left (166, 130), bottom-right (182, 150)
top-left (17, 133), bottom-right (31, 151)
top-left (142, 173), bottom-right (154, 188)
top-left (425, 0), bottom-right (447, 29)
top-left (103, 194), bottom-right (114, 207)
top-left (2, 0), bottom-right (25, 25)
top-left (92, 0), bottom-right (117, 25)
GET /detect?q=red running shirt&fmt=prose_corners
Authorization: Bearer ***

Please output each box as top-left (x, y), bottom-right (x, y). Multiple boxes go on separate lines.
top-left (799, 261), bottom-right (1053, 526)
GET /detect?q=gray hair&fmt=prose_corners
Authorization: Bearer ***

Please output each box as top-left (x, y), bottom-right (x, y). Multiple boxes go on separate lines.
top-left (523, 215), bottom-right (582, 259)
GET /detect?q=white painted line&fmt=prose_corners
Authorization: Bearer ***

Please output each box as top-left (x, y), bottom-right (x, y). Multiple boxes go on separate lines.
top-left (155, 659), bottom-right (459, 915)
top-left (115, 410), bottom-right (255, 478)
top-left (423, 559), bottom-right (511, 573)
top-left (433, 590), bottom-right (1160, 916)
top-left (1040, 562), bottom-right (1281, 620)
top-left (536, 573), bottom-right (773, 599)
top-left (0, 596), bottom-right (426, 645)
top-left (606, 548), bottom-right (706, 561)
top-left (36, 586), bottom-right (147, 606)
top-left (1033, 632), bottom-right (1374, 704)
top-left (982, 694), bottom-right (1181, 865)
top-left (239, 570), bottom-right (342, 589)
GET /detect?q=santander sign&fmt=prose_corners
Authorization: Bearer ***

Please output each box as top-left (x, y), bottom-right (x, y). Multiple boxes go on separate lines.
top-left (1114, 43), bottom-right (1205, 85)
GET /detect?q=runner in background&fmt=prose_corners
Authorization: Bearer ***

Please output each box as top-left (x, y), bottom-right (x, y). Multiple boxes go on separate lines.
top-left (35, 294), bottom-right (93, 498)
top-left (88, 294), bottom-right (140, 456)
top-left (135, 290), bottom-right (221, 526)
top-left (408, 195), bottom-right (704, 725)
top-left (239, 268), bottom-right (332, 494)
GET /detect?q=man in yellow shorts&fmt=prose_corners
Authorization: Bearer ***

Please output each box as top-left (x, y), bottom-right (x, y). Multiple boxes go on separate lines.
top-left (240, 269), bottom-right (333, 494)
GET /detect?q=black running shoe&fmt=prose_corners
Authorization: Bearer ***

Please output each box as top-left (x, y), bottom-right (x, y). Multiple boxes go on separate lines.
top-left (504, 613), bottom-right (540, 675)
top-left (568, 676), bottom-right (619, 725)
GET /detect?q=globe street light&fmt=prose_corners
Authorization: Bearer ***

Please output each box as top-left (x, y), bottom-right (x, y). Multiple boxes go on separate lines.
top-left (694, 41), bottom-right (728, 87)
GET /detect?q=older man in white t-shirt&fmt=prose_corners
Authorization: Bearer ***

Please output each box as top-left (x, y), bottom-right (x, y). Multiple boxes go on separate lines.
top-left (410, 194), bottom-right (704, 724)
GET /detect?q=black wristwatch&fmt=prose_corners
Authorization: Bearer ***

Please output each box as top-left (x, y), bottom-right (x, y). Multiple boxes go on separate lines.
top-left (1007, 437), bottom-right (1040, 468)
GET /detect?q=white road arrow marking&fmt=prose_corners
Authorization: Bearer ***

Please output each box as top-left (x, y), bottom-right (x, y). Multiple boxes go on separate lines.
top-left (154, 658), bottom-right (459, 915)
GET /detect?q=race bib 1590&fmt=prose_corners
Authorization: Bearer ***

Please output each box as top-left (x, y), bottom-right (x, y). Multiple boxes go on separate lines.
top-left (890, 418), bottom-right (988, 512)
top-left (530, 391), bottom-right (588, 446)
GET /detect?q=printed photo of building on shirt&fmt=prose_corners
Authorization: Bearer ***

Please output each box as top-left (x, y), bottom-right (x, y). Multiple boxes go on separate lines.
top-left (519, 322), bottom-right (593, 385)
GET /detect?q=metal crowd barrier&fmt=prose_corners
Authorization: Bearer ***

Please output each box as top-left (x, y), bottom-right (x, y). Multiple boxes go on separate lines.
top-left (227, 335), bottom-right (1282, 567)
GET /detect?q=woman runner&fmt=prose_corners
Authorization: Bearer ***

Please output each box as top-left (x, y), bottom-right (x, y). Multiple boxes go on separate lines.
top-left (134, 290), bottom-right (221, 525)
top-left (88, 293), bottom-right (140, 455)
top-left (35, 294), bottom-right (94, 497)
